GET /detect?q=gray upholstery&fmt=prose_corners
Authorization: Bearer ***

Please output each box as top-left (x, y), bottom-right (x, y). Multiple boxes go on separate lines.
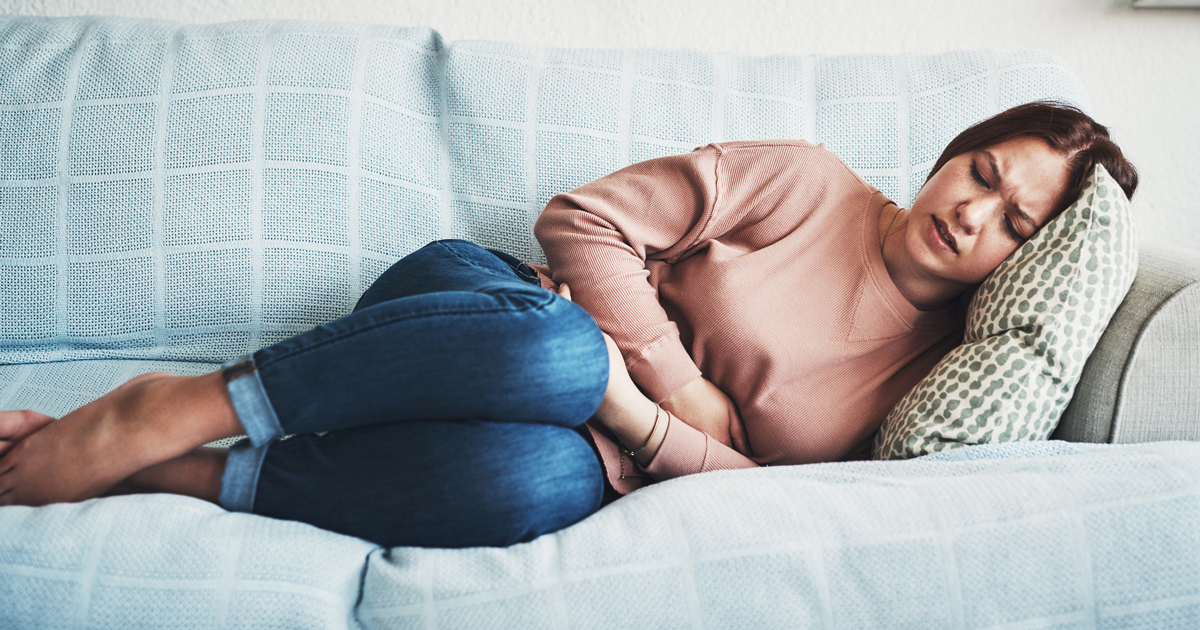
top-left (1056, 243), bottom-right (1200, 443)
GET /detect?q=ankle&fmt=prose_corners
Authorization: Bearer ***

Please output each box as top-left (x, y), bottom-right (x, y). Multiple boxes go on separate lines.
top-left (124, 447), bottom-right (228, 504)
top-left (189, 371), bottom-right (246, 442)
top-left (168, 372), bottom-right (243, 441)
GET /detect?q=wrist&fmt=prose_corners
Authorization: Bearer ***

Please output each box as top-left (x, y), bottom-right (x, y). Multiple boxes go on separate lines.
top-left (632, 407), bottom-right (670, 467)
top-left (623, 404), bottom-right (661, 455)
top-left (595, 394), bottom-right (668, 462)
top-left (596, 393), bottom-right (656, 439)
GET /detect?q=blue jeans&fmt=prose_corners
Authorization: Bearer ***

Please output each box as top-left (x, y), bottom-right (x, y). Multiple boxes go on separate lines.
top-left (217, 240), bottom-right (610, 548)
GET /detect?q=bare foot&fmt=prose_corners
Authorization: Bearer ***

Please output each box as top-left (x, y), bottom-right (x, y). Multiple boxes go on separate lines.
top-left (0, 371), bottom-right (243, 507)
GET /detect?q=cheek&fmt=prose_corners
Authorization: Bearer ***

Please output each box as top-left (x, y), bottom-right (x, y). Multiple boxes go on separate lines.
top-left (974, 240), bottom-right (1019, 277)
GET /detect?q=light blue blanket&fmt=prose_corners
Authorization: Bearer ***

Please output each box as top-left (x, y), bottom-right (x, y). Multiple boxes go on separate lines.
top-left (3, 440), bottom-right (1198, 629)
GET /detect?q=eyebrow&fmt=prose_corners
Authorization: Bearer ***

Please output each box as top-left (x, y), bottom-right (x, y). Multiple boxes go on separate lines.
top-left (984, 150), bottom-right (1038, 232)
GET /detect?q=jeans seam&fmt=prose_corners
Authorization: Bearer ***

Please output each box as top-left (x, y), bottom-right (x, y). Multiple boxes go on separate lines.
top-left (437, 239), bottom-right (512, 276)
top-left (257, 298), bottom-right (563, 371)
top-left (439, 240), bottom-right (541, 286)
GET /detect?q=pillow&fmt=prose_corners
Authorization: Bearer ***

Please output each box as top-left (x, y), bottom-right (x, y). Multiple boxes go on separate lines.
top-left (874, 164), bottom-right (1137, 459)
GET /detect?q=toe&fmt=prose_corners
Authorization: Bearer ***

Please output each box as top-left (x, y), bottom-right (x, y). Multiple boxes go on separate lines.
top-left (0, 410), bottom-right (56, 441)
top-left (0, 472), bottom-right (12, 505)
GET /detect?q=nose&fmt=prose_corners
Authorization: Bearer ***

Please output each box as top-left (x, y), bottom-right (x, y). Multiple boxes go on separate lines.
top-left (956, 195), bottom-right (1002, 236)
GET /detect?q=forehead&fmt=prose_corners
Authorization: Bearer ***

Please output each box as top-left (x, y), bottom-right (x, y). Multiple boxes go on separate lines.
top-left (984, 136), bottom-right (1071, 224)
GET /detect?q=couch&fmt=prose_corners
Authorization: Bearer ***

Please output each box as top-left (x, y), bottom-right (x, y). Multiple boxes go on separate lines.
top-left (1, 15), bottom-right (1198, 629)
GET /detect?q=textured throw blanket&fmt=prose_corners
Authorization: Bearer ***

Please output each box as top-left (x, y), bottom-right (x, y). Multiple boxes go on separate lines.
top-left (2, 440), bottom-right (1198, 629)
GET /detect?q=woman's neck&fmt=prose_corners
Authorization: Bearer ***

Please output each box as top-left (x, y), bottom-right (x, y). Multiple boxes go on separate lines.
top-left (879, 206), bottom-right (966, 312)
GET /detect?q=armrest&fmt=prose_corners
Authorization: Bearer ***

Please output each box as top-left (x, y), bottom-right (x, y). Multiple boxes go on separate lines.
top-left (1055, 243), bottom-right (1200, 443)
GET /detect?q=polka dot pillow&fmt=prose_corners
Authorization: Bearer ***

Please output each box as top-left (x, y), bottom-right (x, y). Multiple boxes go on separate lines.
top-left (874, 164), bottom-right (1137, 459)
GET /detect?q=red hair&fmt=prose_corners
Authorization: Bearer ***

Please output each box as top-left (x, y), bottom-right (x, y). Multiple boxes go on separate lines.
top-left (926, 101), bottom-right (1138, 212)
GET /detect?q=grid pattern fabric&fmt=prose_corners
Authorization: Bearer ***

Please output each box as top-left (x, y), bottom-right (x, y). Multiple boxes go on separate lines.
top-left (0, 359), bottom-right (216, 419)
top-left (0, 15), bottom-right (1090, 366)
top-left (0, 17), bottom-right (446, 365)
top-left (0, 439), bottom-right (1197, 629)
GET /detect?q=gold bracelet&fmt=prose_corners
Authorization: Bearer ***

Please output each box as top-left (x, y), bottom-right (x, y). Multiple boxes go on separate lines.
top-left (623, 403), bottom-right (661, 456)
top-left (620, 404), bottom-right (663, 480)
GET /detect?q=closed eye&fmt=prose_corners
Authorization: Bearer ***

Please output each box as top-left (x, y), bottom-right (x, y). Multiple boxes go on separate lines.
top-left (974, 160), bottom-right (1025, 242)
top-left (970, 161), bottom-right (989, 188)
top-left (1004, 216), bottom-right (1025, 242)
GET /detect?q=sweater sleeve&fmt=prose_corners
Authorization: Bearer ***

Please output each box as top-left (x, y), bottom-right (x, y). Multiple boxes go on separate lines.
top-left (534, 144), bottom-right (726, 402)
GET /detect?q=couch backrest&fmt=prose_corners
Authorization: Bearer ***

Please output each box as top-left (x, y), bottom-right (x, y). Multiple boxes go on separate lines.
top-left (0, 16), bottom-right (1091, 364)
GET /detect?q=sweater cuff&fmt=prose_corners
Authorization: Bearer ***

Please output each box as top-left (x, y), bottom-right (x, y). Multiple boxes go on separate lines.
top-left (627, 337), bottom-right (702, 403)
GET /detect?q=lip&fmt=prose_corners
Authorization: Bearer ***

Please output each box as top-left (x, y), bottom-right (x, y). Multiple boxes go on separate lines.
top-left (929, 216), bottom-right (958, 254)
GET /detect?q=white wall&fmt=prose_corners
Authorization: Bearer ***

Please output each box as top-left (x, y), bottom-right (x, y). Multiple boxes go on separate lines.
top-left (4, 0), bottom-right (1198, 249)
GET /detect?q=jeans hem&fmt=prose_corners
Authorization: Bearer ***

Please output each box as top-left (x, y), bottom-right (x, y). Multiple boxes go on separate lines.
top-left (222, 353), bottom-right (284, 447)
top-left (218, 440), bottom-right (267, 513)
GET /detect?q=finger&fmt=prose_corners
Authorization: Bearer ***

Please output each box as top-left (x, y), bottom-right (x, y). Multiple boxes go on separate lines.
top-left (556, 283), bottom-right (572, 301)
top-left (709, 425), bottom-right (732, 448)
top-left (730, 414), bottom-right (752, 457)
top-left (0, 439), bottom-right (12, 457)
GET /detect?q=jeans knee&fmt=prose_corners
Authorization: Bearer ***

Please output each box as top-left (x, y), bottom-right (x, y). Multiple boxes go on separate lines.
top-left (518, 297), bottom-right (609, 419)
top-left (492, 427), bottom-right (604, 544)
top-left (428, 238), bottom-right (479, 257)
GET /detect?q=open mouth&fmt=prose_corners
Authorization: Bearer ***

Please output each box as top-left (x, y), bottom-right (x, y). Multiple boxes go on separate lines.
top-left (934, 217), bottom-right (957, 253)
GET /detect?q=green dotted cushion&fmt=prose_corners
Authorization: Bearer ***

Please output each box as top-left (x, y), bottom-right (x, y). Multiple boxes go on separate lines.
top-left (874, 164), bottom-right (1137, 459)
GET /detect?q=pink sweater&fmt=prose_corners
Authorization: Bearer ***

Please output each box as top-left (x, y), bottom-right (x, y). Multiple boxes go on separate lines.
top-left (533, 140), bottom-right (961, 494)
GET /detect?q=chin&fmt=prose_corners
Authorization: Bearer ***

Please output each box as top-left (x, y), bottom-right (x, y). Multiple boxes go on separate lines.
top-left (906, 232), bottom-right (944, 271)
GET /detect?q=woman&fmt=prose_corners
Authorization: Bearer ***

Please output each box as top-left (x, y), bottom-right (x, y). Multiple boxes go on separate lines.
top-left (0, 102), bottom-right (1137, 548)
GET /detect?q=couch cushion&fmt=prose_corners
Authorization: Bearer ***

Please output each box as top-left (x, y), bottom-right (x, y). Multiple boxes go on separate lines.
top-left (1055, 243), bottom-right (1200, 444)
top-left (0, 15), bottom-right (1092, 366)
top-left (875, 165), bottom-right (1138, 459)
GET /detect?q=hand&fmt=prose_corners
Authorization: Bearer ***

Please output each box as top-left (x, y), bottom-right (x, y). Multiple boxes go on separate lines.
top-left (557, 284), bottom-right (664, 464)
top-left (661, 376), bottom-right (751, 456)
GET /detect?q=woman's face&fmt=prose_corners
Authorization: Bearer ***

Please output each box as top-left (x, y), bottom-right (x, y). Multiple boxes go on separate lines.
top-left (905, 135), bottom-right (1071, 290)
